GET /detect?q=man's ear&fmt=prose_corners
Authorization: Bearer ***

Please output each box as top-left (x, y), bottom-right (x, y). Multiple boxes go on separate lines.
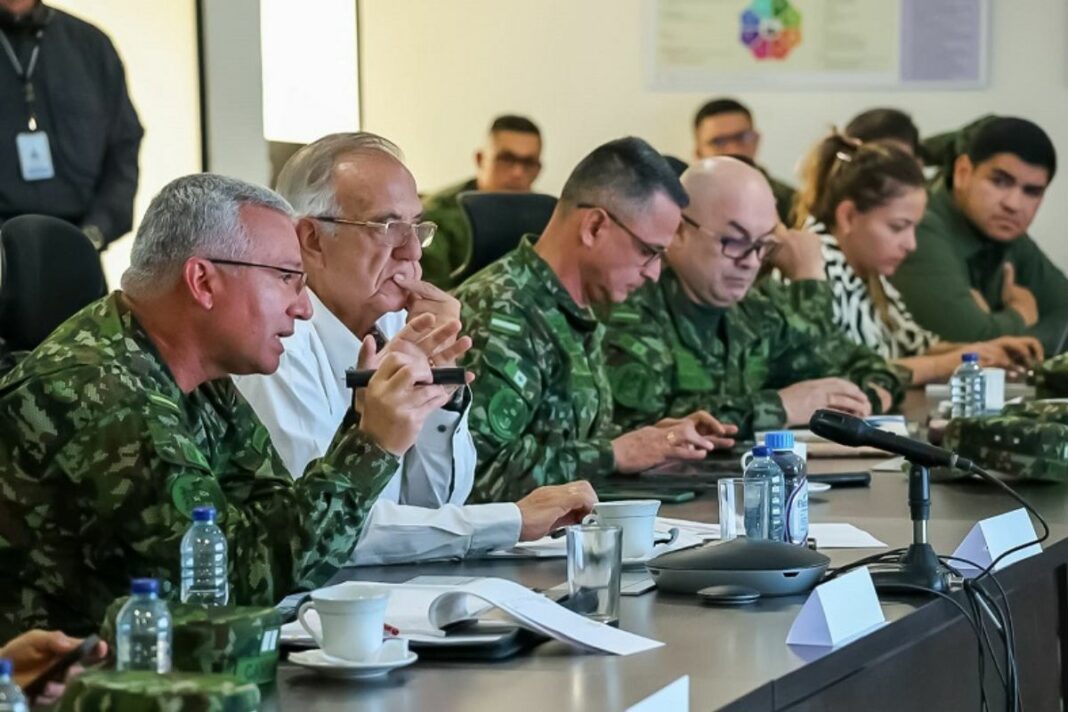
top-left (578, 208), bottom-right (608, 249)
top-left (475, 149), bottom-right (485, 170)
top-left (953, 154), bottom-right (973, 191)
top-left (183, 257), bottom-right (217, 310)
top-left (296, 217), bottom-right (326, 270)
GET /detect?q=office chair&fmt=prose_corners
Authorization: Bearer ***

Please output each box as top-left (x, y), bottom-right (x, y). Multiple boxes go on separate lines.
top-left (0, 214), bottom-right (107, 354)
top-left (453, 191), bottom-right (557, 284)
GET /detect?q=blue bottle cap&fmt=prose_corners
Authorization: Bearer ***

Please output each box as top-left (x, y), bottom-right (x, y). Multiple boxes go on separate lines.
top-left (962, 352), bottom-right (979, 363)
top-left (0, 658), bottom-right (11, 677)
top-left (130, 578), bottom-right (159, 595)
top-left (763, 431), bottom-right (795, 451)
top-left (751, 445), bottom-right (771, 458)
top-left (192, 506), bottom-right (216, 522)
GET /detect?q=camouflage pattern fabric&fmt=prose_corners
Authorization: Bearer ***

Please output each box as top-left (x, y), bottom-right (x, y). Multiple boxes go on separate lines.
top-left (455, 237), bottom-right (619, 503)
top-left (421, 178), bottom-right (478, 289)
top-left (941, 399), bottom-right (1068, 481)
top-left (101, 598), bottom-right (281, 685)
top-left (0, 293), bottom-right (399, 640)
top-left (762, 169), bottom-right (796, 226)
top-left (57, 671), bottom-right (260, 712)
top-left (1032, 352), bottom-right (1068, 398)
top-left (603, 269), bottom-right (907, 439)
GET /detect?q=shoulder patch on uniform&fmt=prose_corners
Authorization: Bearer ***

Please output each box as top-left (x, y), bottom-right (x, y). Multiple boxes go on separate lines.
top-left (487, 390), bottom-right (530, 440)
top-left (488, 313), bottom-right (524, 336)
top-left (610, 363), bottom-right (654, 411)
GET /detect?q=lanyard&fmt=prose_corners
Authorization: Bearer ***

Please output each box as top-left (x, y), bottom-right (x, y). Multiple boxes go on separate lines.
top-left (0, 26), bottom-right (44, 130)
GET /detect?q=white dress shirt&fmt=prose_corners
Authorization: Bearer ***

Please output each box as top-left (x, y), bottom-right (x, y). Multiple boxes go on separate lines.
top-left (234, 289), bottom-right (521, 566)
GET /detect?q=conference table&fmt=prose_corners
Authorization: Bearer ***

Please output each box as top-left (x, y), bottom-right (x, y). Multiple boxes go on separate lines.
top-left (263, 392), bottom-right (1068, 711)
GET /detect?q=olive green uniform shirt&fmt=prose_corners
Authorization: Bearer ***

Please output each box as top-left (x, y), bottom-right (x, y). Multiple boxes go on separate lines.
top-left (603, 269), bottom-right (907, 438)
top-left (0, 293), bottom-right (398, 638)
top-left (455, 238), bottom-right (618, 503)
top-left (421, 177), bottom-right (478, 289)
top-left (890, 186), bottom-right (1068, 354)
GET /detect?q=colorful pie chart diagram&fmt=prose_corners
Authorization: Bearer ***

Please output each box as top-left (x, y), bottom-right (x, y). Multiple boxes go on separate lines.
top-left (740, 0), bottom-right (802, 60)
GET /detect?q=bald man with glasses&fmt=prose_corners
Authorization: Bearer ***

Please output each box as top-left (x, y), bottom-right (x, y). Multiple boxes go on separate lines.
top-left (602, 157), bottom-right (906, 439)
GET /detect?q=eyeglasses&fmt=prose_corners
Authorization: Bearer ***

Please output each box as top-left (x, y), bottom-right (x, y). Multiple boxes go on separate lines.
top-left (708, 130), bottom-right (760, 150)
top-left (206, 258), bottom-right (308, 295)
top-left (313, 216), bottom-right (437, 248)
top-left (494, 152), bottom-right (542, 172)
top-left (681, 215), bottom-right (779, 262)
top-left (577, 203), bottom-right (666, 268)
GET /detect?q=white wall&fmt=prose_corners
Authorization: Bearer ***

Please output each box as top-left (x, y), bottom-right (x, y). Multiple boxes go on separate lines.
top-left (52, 0), bottom-right (202, 287)
top-left (360, 0), bottom-right (1068, 271)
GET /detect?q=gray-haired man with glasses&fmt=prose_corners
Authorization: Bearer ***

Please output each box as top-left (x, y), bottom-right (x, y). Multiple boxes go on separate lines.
top-left (603, 156), bottom-right (907, 439)
top-left (236, 132), bottom-right (597, 566)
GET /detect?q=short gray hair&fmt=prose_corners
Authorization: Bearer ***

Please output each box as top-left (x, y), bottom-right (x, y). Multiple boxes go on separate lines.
top-left (121, 173), bottom-right (294, 296)
top-left (275, 132), bottom-right (404, 217)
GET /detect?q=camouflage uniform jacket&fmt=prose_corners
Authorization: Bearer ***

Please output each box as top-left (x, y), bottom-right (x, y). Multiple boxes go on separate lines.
top-left (455, 238), bottom-right (618, 503)
top-left (603, 268), bottom-right (906, 438)
top-left (421, 177), bottom-right (478, 289)
top-left (0, 293), bottom-right (398, 639)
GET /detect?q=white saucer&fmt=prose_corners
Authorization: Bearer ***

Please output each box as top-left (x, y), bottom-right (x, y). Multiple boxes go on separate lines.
top-left (289, 646), bottom-right (418, 680)
top-left (808, 482), bottom-right (831, 493)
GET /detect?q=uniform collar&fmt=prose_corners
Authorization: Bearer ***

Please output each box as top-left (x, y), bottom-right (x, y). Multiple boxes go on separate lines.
top-left (111, 292), bottom-right (188, 401)
top-left (306, 288), bottom-right (400, 386)
top-left (927, 184), bottom-right (1012, 261)
top-left (515, 236), bottom-right (600, 331)
top-left (659, 267), bottom-right (726, 350)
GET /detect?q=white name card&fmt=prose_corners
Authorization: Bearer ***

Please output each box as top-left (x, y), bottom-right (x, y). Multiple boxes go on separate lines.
top-left (786, 567), bottom-right (885, 648)
top-left (626, 676), bottom-right (689, 712)
top-left (951, 508), bottom-right (1041, 576)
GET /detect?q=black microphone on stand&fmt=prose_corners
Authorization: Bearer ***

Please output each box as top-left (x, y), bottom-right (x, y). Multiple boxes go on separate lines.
top-left (809, 409), bottom-right (954, 592)
top-left (809, 409), bottom-right (975, 473)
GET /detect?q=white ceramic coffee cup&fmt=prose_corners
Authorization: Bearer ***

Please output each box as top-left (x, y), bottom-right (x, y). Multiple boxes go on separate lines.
top-left (983, 367), bottom-right (1005, 412)
top-left (298, 582), bottom-right (389, 662)
top-left (582, 500), bottom-right (678, 558)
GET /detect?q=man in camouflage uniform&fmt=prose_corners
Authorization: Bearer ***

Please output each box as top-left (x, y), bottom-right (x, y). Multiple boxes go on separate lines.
top-left (457, 137), bottom-right (737, 503)
top-left (604, 157), bottom-right (906, 439)
top-left (692, 98), bottom-right (796, 224)
top-left (421, 115), bottom-right (543, 289)
top-left (0, 174), bottom-right (443, 639)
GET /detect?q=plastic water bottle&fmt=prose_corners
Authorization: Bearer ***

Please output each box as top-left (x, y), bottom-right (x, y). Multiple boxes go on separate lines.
top-left (116, 578), bottom-right (172, 673)
top-left (950, 352), bottom-right (986, 418)
top-left (181, 506), bottom-right (229, 606)
top-left (0, 660), bottom-right (28, 712)
top-left (743, 445), bottom-right (785, 540)
top-left (765, 431), bottom-right (809, 546)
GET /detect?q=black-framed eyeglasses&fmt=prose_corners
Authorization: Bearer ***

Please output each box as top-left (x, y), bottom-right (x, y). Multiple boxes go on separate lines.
top-left (206, 258), bottom-right (308, 295)
top-left (681, 214), bottom-right (779, 262)
top-left (708, 129), bottom-right (760, 150)
top-left (577, 203), bottom-right (666, 267)
top-left (313, 216), bottom-right (437, 248)
top-left (494, 151), bottom-right (542, 172)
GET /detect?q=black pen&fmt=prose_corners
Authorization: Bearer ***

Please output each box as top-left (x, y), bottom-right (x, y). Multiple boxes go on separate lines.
top-left (345, 367), bottom-right (467, 388)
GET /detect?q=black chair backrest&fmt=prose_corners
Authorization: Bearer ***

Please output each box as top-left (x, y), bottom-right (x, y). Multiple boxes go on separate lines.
top-left (0, 214), bottom-right (107, 351)
top-left (455, 191), bottom-right (557, 283)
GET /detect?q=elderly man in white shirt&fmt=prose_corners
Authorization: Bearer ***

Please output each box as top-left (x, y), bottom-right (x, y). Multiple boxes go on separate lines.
top-left (236, 132), bottom-right (596, 566)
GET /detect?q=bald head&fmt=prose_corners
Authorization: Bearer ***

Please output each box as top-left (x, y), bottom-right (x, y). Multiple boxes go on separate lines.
top-left (681, 157), bottom-right (777, 228)
top-left (670, 157), bottom-right (779, 307)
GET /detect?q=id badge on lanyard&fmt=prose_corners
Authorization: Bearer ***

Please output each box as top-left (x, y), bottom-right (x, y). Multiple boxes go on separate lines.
top-left (2, 27), bottom-right (54, 181)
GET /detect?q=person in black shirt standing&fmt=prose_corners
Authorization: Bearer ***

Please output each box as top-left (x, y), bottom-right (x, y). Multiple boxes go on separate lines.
top-left (0, 0), bottom-right (142, 250)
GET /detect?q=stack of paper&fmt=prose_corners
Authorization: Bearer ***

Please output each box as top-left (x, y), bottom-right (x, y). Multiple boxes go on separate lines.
top-left (281, 578), bottom-right (663, 656)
